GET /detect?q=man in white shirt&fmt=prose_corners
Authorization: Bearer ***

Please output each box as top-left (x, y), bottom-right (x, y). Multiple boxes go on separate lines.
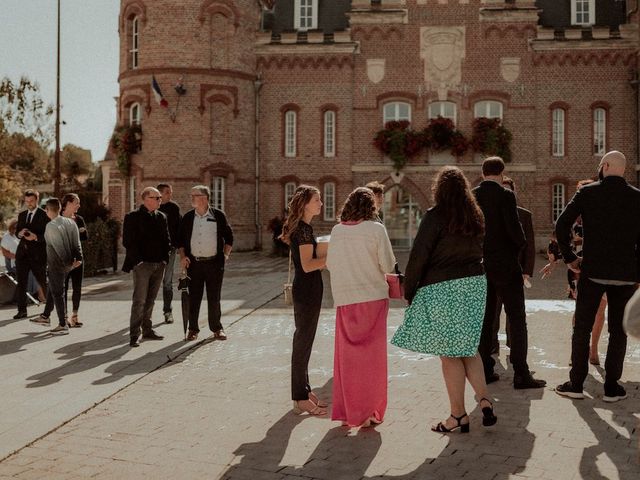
top-left (178, 185), bottom-right (233, 341)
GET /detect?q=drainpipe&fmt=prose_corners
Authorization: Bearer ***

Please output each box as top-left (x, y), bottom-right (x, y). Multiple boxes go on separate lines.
top-left (631, 68), bottom-right (640, 187)
top-left (254, 75), bottom-right (264, 250)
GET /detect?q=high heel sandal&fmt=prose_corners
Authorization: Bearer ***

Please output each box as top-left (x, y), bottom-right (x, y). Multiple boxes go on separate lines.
top-left (479, 398), bottom-right (497, 427)
top-left (309, 392), bottom-right (328, 408)
top-left (431, 413), bottom-right (469, 433)
top-left (292, 400), bottom-right (327, 416)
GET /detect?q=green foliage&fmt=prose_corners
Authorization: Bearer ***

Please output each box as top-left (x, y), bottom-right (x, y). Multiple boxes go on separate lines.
top-left (373, 121), bottom-right (423, 172)
top-left (0, 77), bottom-right (53, 147)
top-left (110, 125), bottom-right (142, 176)
top-left (83, 218), bottom-right (120, 276)
top-left (423, 117), bottom-right (469, 157)
top-left (471, 117), bottom-right (513, 162)
top-left (61, 143), bottom-right (94, 181)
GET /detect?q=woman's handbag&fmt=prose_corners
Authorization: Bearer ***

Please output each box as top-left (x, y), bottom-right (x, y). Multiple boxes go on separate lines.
top-left (283, 250), bottom-right (293, 306)
top-left (386, 263), bottom-right (405, 299)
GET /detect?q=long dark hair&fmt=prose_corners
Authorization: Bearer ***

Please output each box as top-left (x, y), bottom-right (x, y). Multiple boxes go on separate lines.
top-left (340, 187), bottom-right (376, 222)
top-left (433, 166), bottom-right (484, 236)
top-left (279, 185), bottom-right (320, 244)
top-left (61, 193), bottom-right (79, 214)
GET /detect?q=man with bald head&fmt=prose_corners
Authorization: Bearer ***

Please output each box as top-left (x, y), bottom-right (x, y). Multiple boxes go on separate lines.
top-left (122, 187), bottom-right (172, 347)
top-left (555, 151), bottom-right (640, 402)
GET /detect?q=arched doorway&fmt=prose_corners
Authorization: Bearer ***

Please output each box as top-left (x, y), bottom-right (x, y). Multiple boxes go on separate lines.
top-left (382, 185), bottom-right (423, 249)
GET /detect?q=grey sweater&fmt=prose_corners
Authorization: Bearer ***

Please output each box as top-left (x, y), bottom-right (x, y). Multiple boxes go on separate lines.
top-left (44, 216), bottom-right (83, 272)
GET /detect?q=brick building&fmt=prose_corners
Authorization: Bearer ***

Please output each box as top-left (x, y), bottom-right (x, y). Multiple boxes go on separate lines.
top-left (102, 0), bottom-right (640, 250)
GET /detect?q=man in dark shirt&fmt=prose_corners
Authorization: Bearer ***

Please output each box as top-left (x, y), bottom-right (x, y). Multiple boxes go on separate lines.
top-left (157, 183), bottom-right (181, 324)
top-left (122, 187), bottom-right (171, 347)
top-left (473, 157), bottom-right (546, 389)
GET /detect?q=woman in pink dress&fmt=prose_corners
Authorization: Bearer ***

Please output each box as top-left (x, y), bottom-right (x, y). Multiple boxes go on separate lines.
top-left (326, 187), bottom-right (396, 427)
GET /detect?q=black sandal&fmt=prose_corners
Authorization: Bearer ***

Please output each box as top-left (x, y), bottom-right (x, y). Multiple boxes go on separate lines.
top-left (479, 398), bottom-right (497, 427)
top-left (431, 413), bottom-right (469, 433)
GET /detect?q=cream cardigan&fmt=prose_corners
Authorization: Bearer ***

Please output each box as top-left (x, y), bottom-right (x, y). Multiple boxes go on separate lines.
top-left (326, 221), bottom-right (397, 307)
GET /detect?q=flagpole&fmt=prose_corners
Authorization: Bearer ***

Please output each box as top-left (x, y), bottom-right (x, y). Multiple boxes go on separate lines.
top-left (53, 0), bottom-right (62, 198)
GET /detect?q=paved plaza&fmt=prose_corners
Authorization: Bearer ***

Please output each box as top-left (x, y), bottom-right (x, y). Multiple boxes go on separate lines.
top-left (0, 252), bottom-right (638, 479)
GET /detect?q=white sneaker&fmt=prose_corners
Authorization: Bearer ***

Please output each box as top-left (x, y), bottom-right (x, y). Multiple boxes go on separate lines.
top-left (51, 325), bottom-right (69, 335)
top-left (164, 312), bottom-right (174, 324)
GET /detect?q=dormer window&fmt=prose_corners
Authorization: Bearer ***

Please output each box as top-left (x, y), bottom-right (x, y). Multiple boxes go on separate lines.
top-left (571, 0), bottom-right (595, 26)
top-left (294, 0), bottom-right (317, 31)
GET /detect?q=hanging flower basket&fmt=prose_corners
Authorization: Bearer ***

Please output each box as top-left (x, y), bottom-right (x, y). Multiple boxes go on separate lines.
top-left (373, 120), bottom-right (423, 172)
top-left (471, 117), bottom-right (513, 162)
top-left (110, 125), bottom-right (142, 176)
top-left (422, 116), bottom-right (469, 158)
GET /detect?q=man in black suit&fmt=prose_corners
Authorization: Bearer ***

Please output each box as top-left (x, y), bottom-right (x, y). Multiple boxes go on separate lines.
top-left (555, 151), bottom-right (640, 402)
top-left (178, 185), bottom-right (233, 342)
top-left (491, 177), bottom-right (536, 352)
top-left (473, 157), bottom-right (546, 389)
top-left (14, 190), bottom-right (50, 319)
top-left (122, 187), bottom-right (171, 347)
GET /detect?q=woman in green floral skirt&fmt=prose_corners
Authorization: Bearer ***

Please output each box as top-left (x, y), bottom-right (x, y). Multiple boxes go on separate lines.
top-left (391, 166), bottom-right (497, 433)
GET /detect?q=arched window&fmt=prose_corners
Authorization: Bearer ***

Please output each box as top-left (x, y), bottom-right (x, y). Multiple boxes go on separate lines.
top-left (294, 0), bottom-right (318, 31)
top-left (284, 182), bottom-right (297, 210)
top-left (383, 102), bottom-right (411, 125)
top-left (129, 103), bottom-right (141, 126)
top-left (323, 110), bottom-right (336, 157)
top-left (428, 101), bottom-right (457, 124)
top-left (210, 176), bottom-right (225, 211)
top-left (284, 110), bottom-right (297, 157)
top-left (323, 182), bottom-right (336, 221)
top-left (130, 16), bottom-right (139, 69)
top-left (552, 183), bottom-right (565, 223)
top-left (571, 0), bottom-right (595, 26)
top-left (552, 108), bottom-right (566, 157)
top-left (474, 101), bottom-right (503, 120)
top-left (593, 107), bottom-right (606, 155)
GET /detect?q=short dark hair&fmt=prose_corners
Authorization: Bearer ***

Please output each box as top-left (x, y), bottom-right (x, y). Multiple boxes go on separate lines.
top-left (502, 176), bottom-right (515, 192)
top-left (61, 193), bottom-right (79, 212)
top-left (45, 197), bottom-right (61, 213)
top-left (24, 189), bottom-right (39, 200)
top-left (365, 181), bottom-right (384, 196)
top-left (157, 183), bottom-right (171, 192)
top-left (482, 157), bottom-right (505, 177)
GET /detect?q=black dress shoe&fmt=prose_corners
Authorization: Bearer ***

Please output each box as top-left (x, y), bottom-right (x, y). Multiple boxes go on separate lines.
top-left (13, 311), bottom-right (28, 319)
top-left (130, 338), bottom-right (140, 347)
top-left (142, 331), bottom-right (164, 341)
top-left (485, 372), bottom-right (500, 384)
top-left (514, 375), bottom-right (546, 389)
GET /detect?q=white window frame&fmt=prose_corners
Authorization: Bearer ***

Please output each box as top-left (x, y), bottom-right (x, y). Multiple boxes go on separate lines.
top-left (593, 107), bottom-right (606, 156)
top-left (284, 110), bottom-right (297, 157)
top-left (552, 108), bottom-right (565, 157)
top-left (130, 16), bottom-right (139, 69)
top-left (428, 101), bottom-right (457, 124)
top-left (323, 182), bottom-right (336, 221)
top-left (571, 0), bottom-right (595, 26)
top-left (474, 101), bottom-right (503, 120)
top-left (323, 110), bottom-right (336, 157)
top-left (210, 176), bottom-right (225, 211)
top-left (552, 183), bottom-right (565, 223)
top-left (129, 102), bottom-right (141, 126)
top-left (383, 102), bottom-right (411, 125)
top-left (284, 182), bottom-right (297, 210)
top-left (294, 0), bottom-right (318, 31)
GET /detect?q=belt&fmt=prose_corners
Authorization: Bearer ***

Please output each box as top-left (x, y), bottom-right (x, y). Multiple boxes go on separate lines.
top-left (193, 255), bottom-right (216, 262)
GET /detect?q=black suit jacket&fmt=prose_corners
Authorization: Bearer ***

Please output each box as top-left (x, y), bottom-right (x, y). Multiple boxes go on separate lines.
top-left (556, 175), bottom-right (640, 282)
top-left (178, 207), bottom-right (233, 262)
top-left (473, 180), bottom-right (526, 277)
top-left (15, 207), bottom-right (50, 261)
top-left (517, 206), bottom-right (536, 277)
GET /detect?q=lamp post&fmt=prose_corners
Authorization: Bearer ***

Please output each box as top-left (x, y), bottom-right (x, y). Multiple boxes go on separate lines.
top-left (53, 0), bottom-right (61, 198)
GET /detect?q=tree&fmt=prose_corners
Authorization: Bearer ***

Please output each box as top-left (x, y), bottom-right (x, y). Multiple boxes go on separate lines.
top-left (0, 77), bottom-right (53, 147)
top-left (61, 143), bottom-right (94, 183)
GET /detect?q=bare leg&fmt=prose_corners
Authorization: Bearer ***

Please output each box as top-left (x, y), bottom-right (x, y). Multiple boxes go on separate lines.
top-left (461, 353), bottom-right (491, 404)
top-left (439, 356), bottom-right (468, 429)
top-left (590, 297), bottom-right (607, 364)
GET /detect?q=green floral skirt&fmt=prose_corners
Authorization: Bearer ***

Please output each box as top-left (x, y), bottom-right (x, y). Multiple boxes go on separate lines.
top-left (391, 275), bottom-right (487, 357)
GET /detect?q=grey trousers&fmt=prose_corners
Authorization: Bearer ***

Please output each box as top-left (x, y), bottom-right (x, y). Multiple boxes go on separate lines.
top-left (162, 249), bottom-right (177, 313)
top-left (129, 262), bottom-right (165, 340)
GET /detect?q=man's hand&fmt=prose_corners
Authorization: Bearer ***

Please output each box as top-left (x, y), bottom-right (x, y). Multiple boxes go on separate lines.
top-left (180, 256), bottom-right (190, 270)
top-left (568, 258), bottom-right (581, 274)
top-left (71, 260), bottom-right (82, 269)
top-left (539, 262), bottom-right (555, 279)
top-left (24, 231), bottom-right (36, 241)
top-left (523, 274), bottom-right (532, 288)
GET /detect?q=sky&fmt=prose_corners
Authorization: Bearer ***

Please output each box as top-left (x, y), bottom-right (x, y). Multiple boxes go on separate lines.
top-left (0, 0), bottom-right (120, 162)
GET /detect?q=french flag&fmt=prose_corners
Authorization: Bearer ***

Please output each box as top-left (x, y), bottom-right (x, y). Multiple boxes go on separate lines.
top-left (151, 76), bottom-right (169, 108)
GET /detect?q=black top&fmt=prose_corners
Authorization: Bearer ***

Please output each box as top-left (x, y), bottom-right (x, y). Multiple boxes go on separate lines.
top-left (404, 205), bottom-right (484, 303)
top-left (556, 175), bottom-right (640, 282)
top-left (159, 200), bottom-right (181, 247)
top-left (15, 207), bottom-right (50, 261)
top-left (473, 180), bottom-right (526, 277)
top-left (73, 214), bottom-right (89, 242)
top-left (289, 221), bottom-right (323, 305)
top-left (517, 206), bottom-right (536, 277)
top-left (177, 207), bottom-right (233, 262)
top-left (122, 206), bottom-right (171, 272)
